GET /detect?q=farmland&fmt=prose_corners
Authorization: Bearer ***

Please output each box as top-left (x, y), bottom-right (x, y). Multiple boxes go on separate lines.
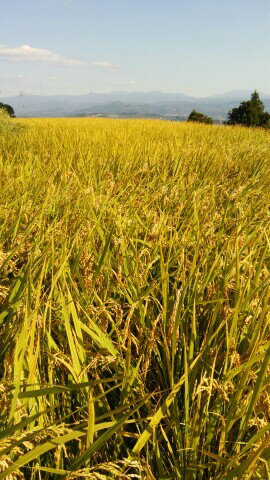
top-left (0, 117), bottom-right (270, 479)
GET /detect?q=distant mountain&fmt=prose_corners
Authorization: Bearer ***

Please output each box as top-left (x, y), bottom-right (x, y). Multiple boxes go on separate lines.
top-left (2, 90), bottom-right (270, 120)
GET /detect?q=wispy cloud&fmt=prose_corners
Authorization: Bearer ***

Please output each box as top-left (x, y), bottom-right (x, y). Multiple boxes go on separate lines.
top-left (0, 44), bottom-right (85, 66)
top-left (122, 80), bottom-right (137, 86)
top-left (0, 44), bottom-right (121, 70)
top-left (92, 61), bottom-right (122, 71)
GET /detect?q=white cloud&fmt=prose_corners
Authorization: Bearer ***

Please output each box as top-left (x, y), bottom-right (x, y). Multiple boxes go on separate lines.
top-left (122, 80), bottom-right (137, 86)
top-left (92, 61), bottom-right (122, 71)
top-left (0, 44), bottom-right (122, 71)
top-left (49, 76), bottom-right (59, 80)
top-left (0, 44), bottom-right (86, 66)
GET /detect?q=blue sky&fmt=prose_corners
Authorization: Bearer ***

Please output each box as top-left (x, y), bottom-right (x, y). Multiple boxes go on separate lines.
top-left (1, 0), bottom-right (270, 97)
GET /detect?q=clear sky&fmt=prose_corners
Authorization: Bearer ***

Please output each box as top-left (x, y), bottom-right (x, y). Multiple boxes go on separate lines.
top-left (1, 0), bottom-right (270, 97)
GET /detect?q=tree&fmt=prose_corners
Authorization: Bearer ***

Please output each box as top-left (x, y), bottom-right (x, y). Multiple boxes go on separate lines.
top-left (0, 102), bottom-right (15, 117)
top-left (187, 110), bottom-right (213, 124)
top-left (225, 90), bottom-right (270, 127)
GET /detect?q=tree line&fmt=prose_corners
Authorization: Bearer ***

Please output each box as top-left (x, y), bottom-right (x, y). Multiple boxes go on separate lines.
top-left (188, 90), bottom-right (270, 127)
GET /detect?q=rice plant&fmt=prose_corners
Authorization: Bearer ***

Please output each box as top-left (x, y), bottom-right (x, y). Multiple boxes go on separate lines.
top-left (0, 118), bottom-right (269, 479)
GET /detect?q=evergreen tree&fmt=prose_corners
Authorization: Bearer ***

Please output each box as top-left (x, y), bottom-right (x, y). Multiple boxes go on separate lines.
top-left (225, 91), bottom-right (270, 127)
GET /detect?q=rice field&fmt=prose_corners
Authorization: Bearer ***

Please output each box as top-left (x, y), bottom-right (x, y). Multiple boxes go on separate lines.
top-left (0, 116), bottom-right (270, 479)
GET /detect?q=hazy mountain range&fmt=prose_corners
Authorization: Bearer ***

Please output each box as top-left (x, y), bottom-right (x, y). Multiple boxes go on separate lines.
top-left (2, 90), bottom-right (270, 120)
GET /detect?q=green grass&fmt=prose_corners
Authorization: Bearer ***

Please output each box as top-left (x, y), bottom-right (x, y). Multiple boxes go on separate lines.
top-left (0, 118), bottom-right (270, 479)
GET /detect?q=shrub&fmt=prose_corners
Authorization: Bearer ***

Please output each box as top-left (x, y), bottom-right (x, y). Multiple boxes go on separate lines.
top-left (187, 109), bottom-right (214, 124)
top-left (0, 102), bottom-right (15, 117)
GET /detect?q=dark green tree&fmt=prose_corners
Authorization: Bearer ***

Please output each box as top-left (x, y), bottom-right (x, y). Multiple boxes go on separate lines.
top-left (225, 90), bottom-right (270, 127)
top-left (0, 102), bottom-right (15, 117)
top-left (187, 110), bottom-right (213, 124)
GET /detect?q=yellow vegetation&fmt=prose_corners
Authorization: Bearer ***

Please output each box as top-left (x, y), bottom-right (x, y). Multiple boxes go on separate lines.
top-left (0, 118), bottom-right (270, 479)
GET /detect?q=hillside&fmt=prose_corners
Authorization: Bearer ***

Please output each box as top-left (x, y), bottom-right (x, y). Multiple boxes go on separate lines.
top-left (2, 90), bottom-right (270, 120)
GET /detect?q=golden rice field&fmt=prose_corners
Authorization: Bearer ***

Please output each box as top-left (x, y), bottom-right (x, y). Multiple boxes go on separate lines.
top-left (0, 115), bottom-right (270, 479)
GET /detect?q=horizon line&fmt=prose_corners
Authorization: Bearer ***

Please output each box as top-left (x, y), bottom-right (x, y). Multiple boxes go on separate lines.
top-left (1, 88), bottom-right (270, 100)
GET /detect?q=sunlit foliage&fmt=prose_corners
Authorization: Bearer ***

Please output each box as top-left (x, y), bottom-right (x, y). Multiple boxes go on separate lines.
top-left (0, 118), bottom-right (270, 479)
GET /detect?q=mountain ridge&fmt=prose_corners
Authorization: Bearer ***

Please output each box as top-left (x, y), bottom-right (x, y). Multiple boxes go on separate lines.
top-left (2, 90), bottom-right (270, 119)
